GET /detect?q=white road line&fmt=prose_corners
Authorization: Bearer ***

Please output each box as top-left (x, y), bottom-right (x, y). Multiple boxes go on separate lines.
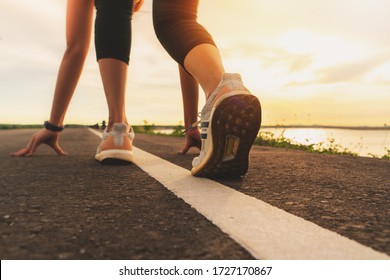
top-left (89, 129), bottom-right (389, 260)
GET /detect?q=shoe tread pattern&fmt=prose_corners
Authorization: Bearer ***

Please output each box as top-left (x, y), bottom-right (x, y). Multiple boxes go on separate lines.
top-left (194, 94), bottom-right (261, 178)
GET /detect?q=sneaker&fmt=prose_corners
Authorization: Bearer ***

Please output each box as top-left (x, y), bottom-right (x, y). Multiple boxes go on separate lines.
top-left (191, 73), bottom-right (261, 178)
top-left (95, 123), bottom-right (135, 164)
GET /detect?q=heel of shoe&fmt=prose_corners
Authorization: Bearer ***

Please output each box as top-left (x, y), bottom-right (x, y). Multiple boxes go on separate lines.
top-left (192, 94), bottom-right (261, 178)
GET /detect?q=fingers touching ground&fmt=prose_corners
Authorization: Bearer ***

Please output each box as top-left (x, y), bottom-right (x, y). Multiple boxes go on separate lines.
top-left (10, 129), bottom-right (66, 157)
top-left (179, 128), bottom-right (201, 155)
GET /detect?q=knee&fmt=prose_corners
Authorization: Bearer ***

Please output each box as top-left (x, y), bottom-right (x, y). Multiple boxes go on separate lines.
top-left (64, 41), bottom-right (90, 61)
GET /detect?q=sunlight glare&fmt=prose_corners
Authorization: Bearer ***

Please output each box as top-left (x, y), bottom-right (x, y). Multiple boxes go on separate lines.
top-left (282, 128), bottom-right (328, 145)
top-left (275, 30), bottom-right (366, 66)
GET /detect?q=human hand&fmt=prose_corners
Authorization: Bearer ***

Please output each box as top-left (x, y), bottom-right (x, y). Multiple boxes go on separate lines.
top-left (11, 128), bottom-right (66, 157)
top-left (179, 128), bottom-right (201, 155)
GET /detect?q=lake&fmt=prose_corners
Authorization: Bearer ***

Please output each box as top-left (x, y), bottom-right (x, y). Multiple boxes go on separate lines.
top-left (155, 126), bottom-right (390, 158)
top-left (261, 127), bottom-right (390, 158)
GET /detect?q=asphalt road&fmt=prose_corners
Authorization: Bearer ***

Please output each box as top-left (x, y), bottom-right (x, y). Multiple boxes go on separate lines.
top-left (0, 128), bottom-right (389, 259)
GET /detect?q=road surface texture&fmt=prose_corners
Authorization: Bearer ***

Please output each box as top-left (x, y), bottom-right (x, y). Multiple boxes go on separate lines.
top-left (0, 128), bottom-right (389, 259)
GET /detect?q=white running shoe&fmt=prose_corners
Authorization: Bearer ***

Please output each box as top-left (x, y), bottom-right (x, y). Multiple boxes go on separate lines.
top-left (95, 123), bottom-right (135, 164)
top-left (191, 73), bottom-right (261, 178)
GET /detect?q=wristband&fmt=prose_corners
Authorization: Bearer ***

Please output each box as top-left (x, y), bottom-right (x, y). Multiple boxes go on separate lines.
top-left (44, 121), bottom-right (64, 132)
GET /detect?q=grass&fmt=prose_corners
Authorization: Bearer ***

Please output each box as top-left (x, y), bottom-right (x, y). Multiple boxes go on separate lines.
top-left (0, 124), bottom-right (85, 130)
top-left (254, 130), bottom-right (358, 156)
top-left (144, 124), bottom-right (359, 157)
top-left (369, 148), bottom-right (390, 160)
top-left (132, 120), bottom-right (156, 134)
top-left (0, 124), bottom-right (42, 130)
top-left (132, 121), bottom-right (184, 137)
top-left (383, 149), bottom-right (390, 160)
top-left (2, 122), bottom-right (389, 159)
top-left (112, 122), bottom-right (390, 159)
top-left (132, 120), bottom-right (185, 137)
top-left (151, 125), bottom-right (361, 157)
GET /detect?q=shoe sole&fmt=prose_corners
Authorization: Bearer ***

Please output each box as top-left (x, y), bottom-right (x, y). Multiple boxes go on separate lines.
top-left (191, 93), bottom-right (261, 178)
top-left (95, 149), bottom-right (134, 165)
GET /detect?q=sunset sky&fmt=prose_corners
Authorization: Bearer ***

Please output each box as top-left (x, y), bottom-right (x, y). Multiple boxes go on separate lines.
top-left (1, 0), bottom-right (389, 126)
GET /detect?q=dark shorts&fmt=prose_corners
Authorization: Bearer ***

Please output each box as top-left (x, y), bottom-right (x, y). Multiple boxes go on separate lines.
top-left (94, 0), bottom-right (134, 64)
top-left (94, 0), bottom-right (216, 68)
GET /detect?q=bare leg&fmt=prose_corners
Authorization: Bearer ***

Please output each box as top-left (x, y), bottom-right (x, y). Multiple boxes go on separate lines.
top-left (153, 0), bottom-right (261, 177)
top-left (178, 65), bottom-right (201, 154)
top-left (98, 58), bottom-right (129, 131)
top-left (183, 44), bottom-right (225, 99)
top-left (179, 65), bottom-right (199, 129)
top-left (12, 0), bottom-right (94, 157)
top-left (184, 46), bottom-right (261, 178)
top-left (93, 0), bottom-right (135, 163)
top-left (50, 0), bottom-right (94, 126)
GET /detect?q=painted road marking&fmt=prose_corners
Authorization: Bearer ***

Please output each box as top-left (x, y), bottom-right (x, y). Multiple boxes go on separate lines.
top-left (89, 129), bottom-right (389, 260)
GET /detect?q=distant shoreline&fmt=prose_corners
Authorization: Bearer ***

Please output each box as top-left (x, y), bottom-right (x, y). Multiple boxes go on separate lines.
top-left (149, 124), bottom-right (390, 131)
top-left (260, 125), bottom-right (390, 130)
top-left (1, 123), bottom-right (389, 131)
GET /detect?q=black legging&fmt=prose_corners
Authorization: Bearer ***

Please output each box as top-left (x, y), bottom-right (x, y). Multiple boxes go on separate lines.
top-left (94, 0), bottom-right (216, 68)
top-left (94, 0), bottom-right (134, 64)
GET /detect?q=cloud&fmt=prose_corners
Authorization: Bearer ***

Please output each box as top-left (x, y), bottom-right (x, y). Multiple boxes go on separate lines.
top-left (282, 48), bottom-right (390, 88)
top-left (221, 41), bottom-right (314, 74)
top-left (262, 48), bottom-right (313, 73)
top-left (316, 51), bottom-right (390, 84)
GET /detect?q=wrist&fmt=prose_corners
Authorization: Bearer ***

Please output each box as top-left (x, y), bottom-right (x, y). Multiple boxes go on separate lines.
top-left (182, 121), bottom-right (200, 134)
top-left (44, 121), bottom-right (64, 132)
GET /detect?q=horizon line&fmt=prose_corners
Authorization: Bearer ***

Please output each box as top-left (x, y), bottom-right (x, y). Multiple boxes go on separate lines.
top-left (1, 123), bottom-right (390, 130)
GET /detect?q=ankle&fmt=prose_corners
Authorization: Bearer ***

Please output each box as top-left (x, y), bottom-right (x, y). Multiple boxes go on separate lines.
top-left (206, 73), bottom-right (246, 101)
top-left (107, 121), bottom-right (129, 132)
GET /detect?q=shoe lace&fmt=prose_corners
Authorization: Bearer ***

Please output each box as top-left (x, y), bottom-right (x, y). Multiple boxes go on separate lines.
top-left (182, 120), bottom-right (200, 134)
top-left (182, 112), bottom-right (202, 134)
